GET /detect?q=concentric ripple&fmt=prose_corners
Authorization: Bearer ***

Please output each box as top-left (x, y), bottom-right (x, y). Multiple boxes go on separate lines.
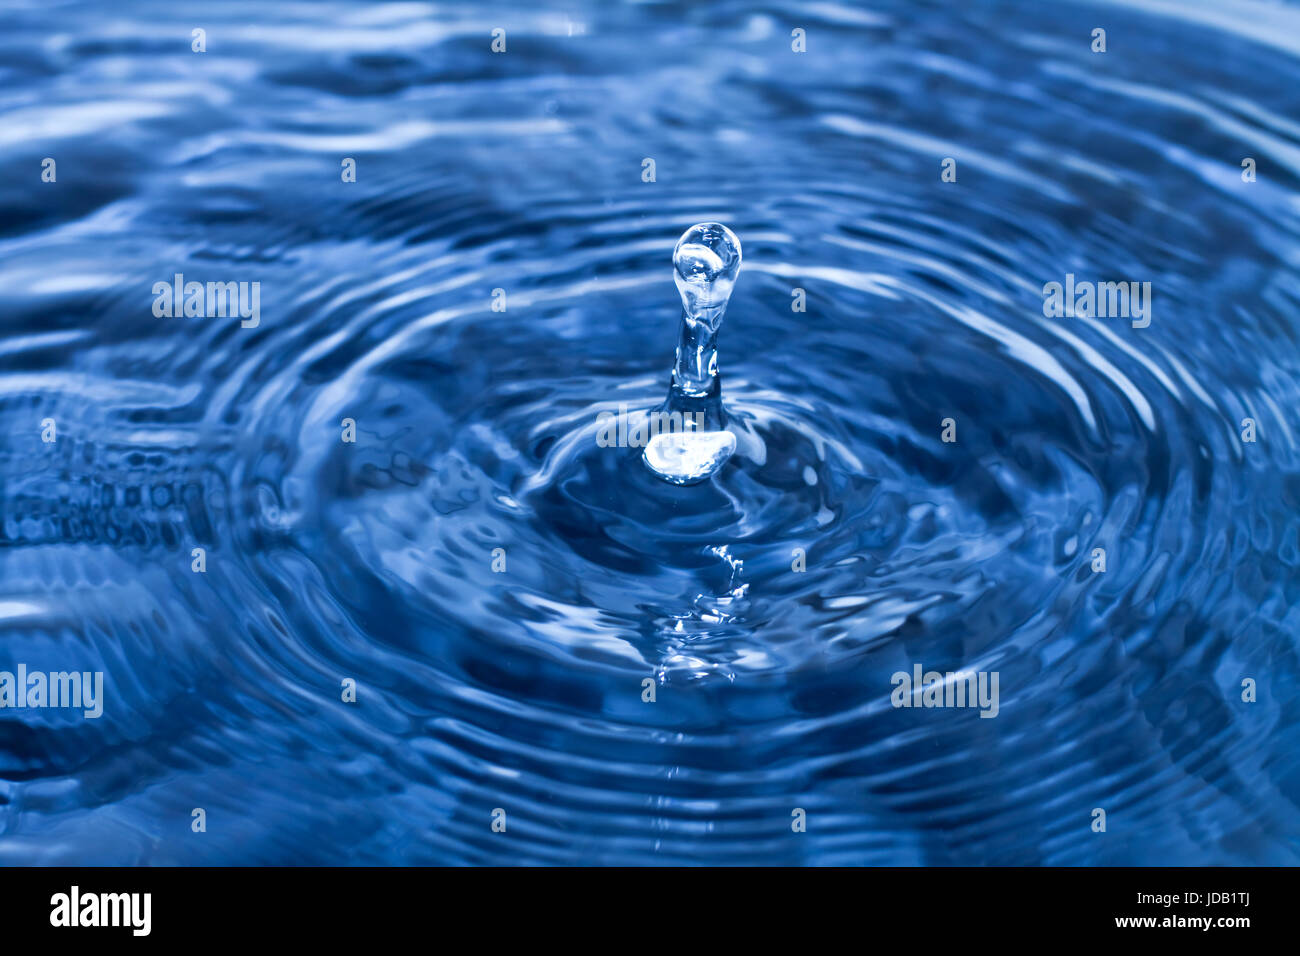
top-left (0, 0), bottom-right (1298, 865)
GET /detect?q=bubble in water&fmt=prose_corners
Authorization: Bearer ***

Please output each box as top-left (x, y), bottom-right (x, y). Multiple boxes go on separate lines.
top-left (642, 223), bottom-right (741, 485)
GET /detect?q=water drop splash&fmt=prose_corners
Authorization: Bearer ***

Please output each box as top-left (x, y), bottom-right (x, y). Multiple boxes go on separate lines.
top-left (642, 222), bottom-right (742, 485)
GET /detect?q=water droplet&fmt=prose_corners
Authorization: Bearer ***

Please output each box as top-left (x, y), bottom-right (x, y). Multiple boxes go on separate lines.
top-left (673, 222), bottom-right (741, 326)
top-left (643, 223), bottom-right (742, 486)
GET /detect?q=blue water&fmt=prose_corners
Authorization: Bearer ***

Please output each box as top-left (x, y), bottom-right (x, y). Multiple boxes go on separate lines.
top-left (1, 0), bottom-right (1298, 866)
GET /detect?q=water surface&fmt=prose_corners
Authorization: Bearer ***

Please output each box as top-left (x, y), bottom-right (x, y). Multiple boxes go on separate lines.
top-left (0, 0), bottom-right (1298, 865)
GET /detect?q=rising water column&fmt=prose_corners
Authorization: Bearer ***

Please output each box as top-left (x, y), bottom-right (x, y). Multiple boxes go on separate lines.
top-left (642, 222), bottom-right (742, 485)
